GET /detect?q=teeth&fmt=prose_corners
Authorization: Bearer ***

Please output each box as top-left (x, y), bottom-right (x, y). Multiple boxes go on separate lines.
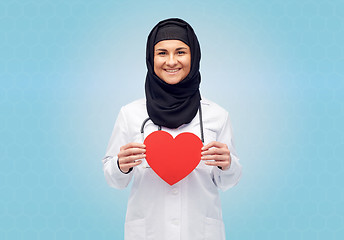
top-left (166, 69), bottom-right (179, 73)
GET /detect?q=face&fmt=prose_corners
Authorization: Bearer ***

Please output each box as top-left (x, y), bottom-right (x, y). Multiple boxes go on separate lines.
top-left (154, 40), bottom-right (191, 85)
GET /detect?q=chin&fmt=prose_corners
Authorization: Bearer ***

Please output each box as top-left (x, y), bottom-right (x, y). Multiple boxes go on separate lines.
top-left (161, 76), bottom-right (183, 85)
top-left (164, 79), bottom-right (182, 85)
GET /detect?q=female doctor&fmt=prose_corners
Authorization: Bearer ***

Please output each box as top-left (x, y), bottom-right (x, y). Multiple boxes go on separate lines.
top-left (102, 18), bottom-right (242, 240)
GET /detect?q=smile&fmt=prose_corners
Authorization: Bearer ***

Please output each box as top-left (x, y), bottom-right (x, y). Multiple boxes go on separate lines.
top-left (165, 69), bottom-right (180, 73)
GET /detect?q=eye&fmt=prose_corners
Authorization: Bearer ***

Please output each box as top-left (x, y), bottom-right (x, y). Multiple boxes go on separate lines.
top-left (157, 51), bottom-right (166, 55)
top-left (177, 51), bottom-right (186, 55)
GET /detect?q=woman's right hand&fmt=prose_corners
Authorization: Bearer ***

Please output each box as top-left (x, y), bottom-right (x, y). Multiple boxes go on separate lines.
top-left (117, 143), bottom-right (146, 173)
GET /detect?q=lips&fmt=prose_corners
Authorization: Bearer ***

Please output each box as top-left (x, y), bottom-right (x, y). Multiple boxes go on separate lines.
top-left (165, 68), bottom-right (180, 73)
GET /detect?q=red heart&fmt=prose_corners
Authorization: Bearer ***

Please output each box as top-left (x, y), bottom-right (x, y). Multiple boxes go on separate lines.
top-left (144, 131), bottom-right (203, 185)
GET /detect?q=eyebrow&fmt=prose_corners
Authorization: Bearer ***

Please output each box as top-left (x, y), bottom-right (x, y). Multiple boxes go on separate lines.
top-left (155, 47), bottom-right (189, 51)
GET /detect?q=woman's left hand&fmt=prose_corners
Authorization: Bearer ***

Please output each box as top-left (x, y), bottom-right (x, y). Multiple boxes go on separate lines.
top-left (201, 141), bottom-right (231, 170)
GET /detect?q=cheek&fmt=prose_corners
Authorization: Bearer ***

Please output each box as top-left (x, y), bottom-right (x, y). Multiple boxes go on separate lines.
top-left (153, 59), bottom-right (166, 80)
top-left (184, 58), bottom-right (191, 74)
top-left (153, 58), bottom-right (160, 74)
top-left (154, 57), bottom-right (163, 69)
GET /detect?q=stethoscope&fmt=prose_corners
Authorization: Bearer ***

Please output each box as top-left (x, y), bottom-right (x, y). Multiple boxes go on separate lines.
top-left (140, 104), bottom-right (205, 144)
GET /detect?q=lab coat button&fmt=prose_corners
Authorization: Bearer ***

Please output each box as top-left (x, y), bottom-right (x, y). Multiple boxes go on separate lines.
top-left (172, 188), bottom-right (178, 194)
top-left (172, 219), bottom-right (179, 226)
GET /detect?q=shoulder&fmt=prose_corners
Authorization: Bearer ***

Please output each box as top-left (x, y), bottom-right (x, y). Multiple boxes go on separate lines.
top-left (120, 98), bottom-right (148, 124)
top-left (116, 98), bottom-right (148, 137)
top-left (201, 97), bottom-right (228, 117)
top-left (200, 97), bottom-right (231, 133)
top-left (121, 98), bottom-right (146, 113)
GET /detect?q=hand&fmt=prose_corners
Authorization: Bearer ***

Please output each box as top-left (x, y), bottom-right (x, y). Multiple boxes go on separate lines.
top-left (201, 141), bottom-right (231, 170)
top-left (117, 143), bottom-right (146, 173)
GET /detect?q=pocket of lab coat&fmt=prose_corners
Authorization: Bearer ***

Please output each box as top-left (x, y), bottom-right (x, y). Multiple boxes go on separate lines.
top-left (124, 218), bottom-right (146, 240)
top-left (204, 217), bottom-right (225, 240)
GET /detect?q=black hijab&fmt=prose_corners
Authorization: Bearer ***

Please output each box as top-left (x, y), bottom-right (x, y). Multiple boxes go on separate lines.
top-left (145, 18), bottom-right (201, 129)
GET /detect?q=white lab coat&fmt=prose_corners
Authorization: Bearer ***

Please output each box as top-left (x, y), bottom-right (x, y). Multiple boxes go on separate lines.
top-left (102, 98), bottom-right (242, 240)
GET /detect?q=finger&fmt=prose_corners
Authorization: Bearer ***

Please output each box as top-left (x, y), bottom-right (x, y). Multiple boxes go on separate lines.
top-left (119, 154), bottom-right (146, 164)
top-left (204, 160), bottom-right (220, 166)
top-left (201, 155), bottom-right (228, 161)
top-left (201, 148), bottom-right (229, 156)
top-left (120, 154), bottom-right (146, 164)
top-left (204, 160), bottom-right (227, 167)
top-left (120, 160), bottom-right (143, 169)
top-left (120, 142), bottom-right (146, 151)
top-left (201, 141), bottom-right (227, 151)
top-left (204, 161), bottom-right (230, 170)
top-left (122, 147), bottom-right (146, 156)
top-left (118, 148), bottom-right (146, 159)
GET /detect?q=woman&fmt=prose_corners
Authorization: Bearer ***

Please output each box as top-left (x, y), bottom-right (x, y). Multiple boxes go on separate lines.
top-left (102, 18), bottom-right (242, 240)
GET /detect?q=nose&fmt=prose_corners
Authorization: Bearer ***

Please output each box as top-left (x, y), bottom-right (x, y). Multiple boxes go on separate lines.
top-left (166, 54), bottom-right (178, 67)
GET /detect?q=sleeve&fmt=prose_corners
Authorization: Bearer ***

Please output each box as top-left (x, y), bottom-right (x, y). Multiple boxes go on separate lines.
top-left (102, 107), bottom-right (134, 189)
top-left (211, 112), bottom-right (242, 191)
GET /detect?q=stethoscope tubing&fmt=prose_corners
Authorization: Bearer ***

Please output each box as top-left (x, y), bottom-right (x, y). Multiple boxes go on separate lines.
top-left (141, 104), bottom-right (204, 143)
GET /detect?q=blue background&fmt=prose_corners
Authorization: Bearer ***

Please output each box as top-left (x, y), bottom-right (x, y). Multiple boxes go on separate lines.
top-left (1, 0), bottom-right (343, 239)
